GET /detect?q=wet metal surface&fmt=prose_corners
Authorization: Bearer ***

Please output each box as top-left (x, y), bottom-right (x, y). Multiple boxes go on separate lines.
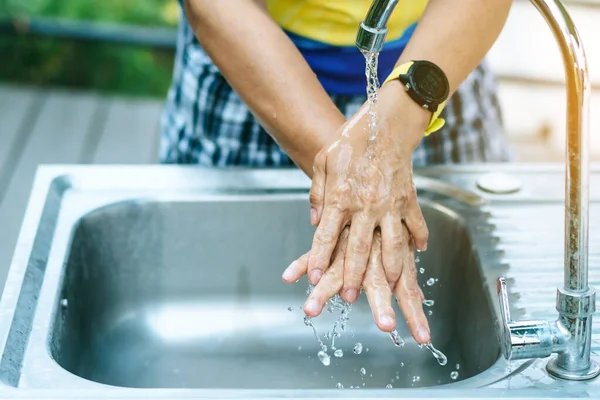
top-left (0, 164), bottom-right (599, 398)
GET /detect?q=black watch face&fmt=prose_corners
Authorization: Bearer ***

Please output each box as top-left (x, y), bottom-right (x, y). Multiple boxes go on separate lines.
top-left (412, 62), bottom-right (449, 102)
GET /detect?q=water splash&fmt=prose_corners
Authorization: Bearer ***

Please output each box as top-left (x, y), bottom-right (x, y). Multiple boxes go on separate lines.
top-left (412, 376), bottom-right (421, 383)
top-left (336, 382), bottom-right (343, 388)
top-left (303, 284), bottom-right (352, 364)
top-left (334, 349), bottom-right (344, 357)
top-left (386, 384), bottom-right (393, 388)
top-left (353, 342), bottom-right (363, 354)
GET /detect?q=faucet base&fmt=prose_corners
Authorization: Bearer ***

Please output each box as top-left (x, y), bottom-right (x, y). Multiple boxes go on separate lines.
top-left (546, 357), bottom-right (600, 381)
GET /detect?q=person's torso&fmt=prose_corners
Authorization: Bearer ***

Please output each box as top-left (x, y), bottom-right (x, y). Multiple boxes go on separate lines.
top-left (266, 0), bottom-right (427, 46)
top-left (178, 0), bottom-right (428, 95)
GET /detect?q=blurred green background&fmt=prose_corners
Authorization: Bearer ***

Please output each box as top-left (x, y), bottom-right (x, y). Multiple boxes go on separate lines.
top-left (0, 0), bottom-right (180, 97)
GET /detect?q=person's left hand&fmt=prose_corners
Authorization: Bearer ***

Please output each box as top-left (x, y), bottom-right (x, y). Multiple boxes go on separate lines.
top-left (306, 84), bottom-right (431, 308)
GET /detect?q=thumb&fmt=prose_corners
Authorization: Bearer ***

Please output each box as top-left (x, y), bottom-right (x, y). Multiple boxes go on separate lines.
top-left (309, 151), bottom-right (326, 226)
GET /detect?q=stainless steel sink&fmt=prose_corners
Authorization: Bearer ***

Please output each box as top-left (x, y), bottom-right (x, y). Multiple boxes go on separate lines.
top-left (49, 197), bottom-right (499, 389)
top-left (0, 164), bottom-right (599, 399)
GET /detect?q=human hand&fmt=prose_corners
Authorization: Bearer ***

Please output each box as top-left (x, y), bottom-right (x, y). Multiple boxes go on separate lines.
top-left (307, 84), bottom-right (431, 308)
top-left (282, 225), bottom-right (430, 343)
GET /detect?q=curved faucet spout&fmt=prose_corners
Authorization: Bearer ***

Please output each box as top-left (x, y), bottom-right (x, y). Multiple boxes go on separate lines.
top-left (497, 0), bottom-right (599, 382)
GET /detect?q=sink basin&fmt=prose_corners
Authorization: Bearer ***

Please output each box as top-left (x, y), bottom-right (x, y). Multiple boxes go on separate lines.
top-left (2, 164), bottom-right (600, 399)
top-left (50, 196), bottom-right (499, 389)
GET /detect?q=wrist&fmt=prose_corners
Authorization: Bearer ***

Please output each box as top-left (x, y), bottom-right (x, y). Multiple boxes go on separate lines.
top-left (377, 80), bottom-right (431, 150)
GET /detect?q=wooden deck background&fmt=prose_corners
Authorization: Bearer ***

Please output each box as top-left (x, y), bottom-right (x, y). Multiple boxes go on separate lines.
top-left (0, 83), bottom-right (163, 291)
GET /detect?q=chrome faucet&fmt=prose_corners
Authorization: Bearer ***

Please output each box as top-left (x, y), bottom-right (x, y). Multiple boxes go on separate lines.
top-left (496, 0), bottom-right (599, 381)
top-left (356, 0), bottom-right (599, 382)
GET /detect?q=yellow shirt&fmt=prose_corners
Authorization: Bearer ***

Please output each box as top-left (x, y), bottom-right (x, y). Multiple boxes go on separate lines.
top-left (266, 0), bottom-right (428, 47)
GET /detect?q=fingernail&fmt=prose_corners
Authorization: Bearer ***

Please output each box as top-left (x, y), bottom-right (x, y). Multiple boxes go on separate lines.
top-left (310, 208), bottom-right (318, 225)
top-left (282, 262), bottom-right (296, 281)
top-left (418, 326), bottom-right (431, 343)
top-left (305, 298), bottom-right (319, 314)
top-left (379, 314), bottom-right (394, 328)
top-left (309, 270), bottom-right (322, 284)
top-left (344, 288), bottom-right (358, 303)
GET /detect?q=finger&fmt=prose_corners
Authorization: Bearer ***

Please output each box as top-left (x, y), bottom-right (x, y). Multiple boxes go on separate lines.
top-left (403, 194), bottom-right (429, 251)
top-left (363, 232), bottom-right (395, 332)
top-left (303, 247), bottom-right (345, 317)
top-left (282, 252), bottom-right (309, 283)
top-left (309, 151), bottom-right (327, 226)
top-left (379, 213), bottom-right (406, 290)
top-left (342, 215), bottom-right (375, 303)
top-left (394, 230), bottom-right (431, 344)
top-left (307, 208), bottom-right (345, 285)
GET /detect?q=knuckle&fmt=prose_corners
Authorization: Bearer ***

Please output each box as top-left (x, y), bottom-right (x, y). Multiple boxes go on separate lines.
top-left (309, 190), bottom-right (322, 205)
top-left (315, 229), bottom-right (336, 246)
top-left (385, 233), bottom-right (406, 249)
top-left (351, 238), bottom-right (371, 255)
top-left (405, 286), bottom-right (422, 300)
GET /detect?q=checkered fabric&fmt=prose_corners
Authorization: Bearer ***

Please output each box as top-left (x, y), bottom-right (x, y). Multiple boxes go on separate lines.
top-left (159, 16), bottom-right (514, 168)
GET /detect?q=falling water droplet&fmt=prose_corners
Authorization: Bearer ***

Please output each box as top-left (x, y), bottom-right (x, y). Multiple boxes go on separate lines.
top-left (400, 362), bottom-right (404, 367)
top-left (318, 351), bottom-right (331, 366)
top-left (456, 363), bottom-right (460, 370)
top-left (353, 343), bottom-right (363, 354)
top-left (426, 278), bottom-right (436, 286)
top-left (428, 310), bottom-right (433, 316)
top-left (360, 367), bottom-right (367, 376)
top-left (287, 306), bottom-right (293, 311)
top-left (298, 345), bottom-right (302, 351)
top-left (415, 256), bottom-right (420, 263)
top-left (412, 376), bottom-right (421, 383)
top-left (425, 343), bottom-right (448, 366)
top-left (389, 329), bottom-right (405, 347)
top-left (60, 298), bottom-right (68, 308)
top-left (336, 382), bottom-right (343, 388)
top-left (450, 371), bottom-right (459, 380)
top-left (423, 299), bottom-right (435, 307)
top-left (334, 349), bottom-right (344, 357)
top-left (419, 267), bottom-right (425, 274)
top-left (386, 384), bottom-right (393, 388)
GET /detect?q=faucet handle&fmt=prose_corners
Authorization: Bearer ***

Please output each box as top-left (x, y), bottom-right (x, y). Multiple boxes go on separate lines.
top-left (496, 277), bottom-right (513, 359)
top-left (496, 277), bottom-right (567, 362)
top-left (497, 277), bottom-right (512, 324)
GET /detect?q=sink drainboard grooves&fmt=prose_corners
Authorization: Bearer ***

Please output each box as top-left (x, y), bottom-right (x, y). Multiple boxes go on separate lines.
top-left (0, 177), bottom-right (70, 386)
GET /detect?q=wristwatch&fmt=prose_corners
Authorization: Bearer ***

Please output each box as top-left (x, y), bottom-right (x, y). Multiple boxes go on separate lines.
top-left (383, 60), bottom-right (450, 136)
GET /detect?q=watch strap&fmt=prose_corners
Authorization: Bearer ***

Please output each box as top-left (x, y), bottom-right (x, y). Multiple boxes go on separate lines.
top-left (383, 62), bottom-right (447, 136)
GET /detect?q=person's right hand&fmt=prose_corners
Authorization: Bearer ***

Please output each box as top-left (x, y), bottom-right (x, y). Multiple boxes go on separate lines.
top-left (282, 224), bottom-right (431, 344)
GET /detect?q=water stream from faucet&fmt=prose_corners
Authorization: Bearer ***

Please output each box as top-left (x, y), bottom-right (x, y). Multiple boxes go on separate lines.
top-left (361, 50), bottom-right (381, 145)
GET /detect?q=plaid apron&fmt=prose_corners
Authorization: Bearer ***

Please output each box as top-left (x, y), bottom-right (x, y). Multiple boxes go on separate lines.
top-left (160, 15), bottom-right (514, 167)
